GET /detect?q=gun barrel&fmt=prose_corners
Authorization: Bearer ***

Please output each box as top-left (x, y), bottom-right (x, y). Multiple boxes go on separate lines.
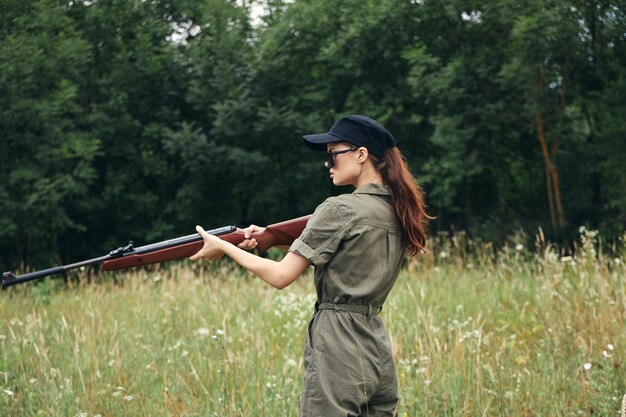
top-left (2, 266), bottom-right (65, 287)
top-left (2, 215), bottom-right (310, 287)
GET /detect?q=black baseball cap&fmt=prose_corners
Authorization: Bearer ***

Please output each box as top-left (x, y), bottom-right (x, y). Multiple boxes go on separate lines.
top-left (302, 115), bottom-right (396, 159)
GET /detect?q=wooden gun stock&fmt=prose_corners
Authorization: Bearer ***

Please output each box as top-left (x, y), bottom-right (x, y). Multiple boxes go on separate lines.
top-left (102, 215), bottom-right (311, 271)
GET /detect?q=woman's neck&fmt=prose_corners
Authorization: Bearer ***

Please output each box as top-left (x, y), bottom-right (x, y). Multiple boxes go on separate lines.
top-left (355, 167), bottom-right (384, 189)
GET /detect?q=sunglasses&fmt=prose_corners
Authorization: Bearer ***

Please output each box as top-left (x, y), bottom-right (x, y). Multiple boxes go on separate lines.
top-left (325, 147), bottom-right (358, 168)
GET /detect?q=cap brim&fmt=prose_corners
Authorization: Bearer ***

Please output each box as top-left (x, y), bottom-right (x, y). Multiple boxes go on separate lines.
top-left (302, 132), bottom-right (344, 152)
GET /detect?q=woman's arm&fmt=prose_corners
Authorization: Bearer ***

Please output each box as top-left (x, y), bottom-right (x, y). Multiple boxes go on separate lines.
top-left (189, 225), bottom-right (311, 290)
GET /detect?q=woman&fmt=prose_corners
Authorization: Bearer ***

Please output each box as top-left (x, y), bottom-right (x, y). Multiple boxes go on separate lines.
top-left (190, 115), bottom-right (430, 417)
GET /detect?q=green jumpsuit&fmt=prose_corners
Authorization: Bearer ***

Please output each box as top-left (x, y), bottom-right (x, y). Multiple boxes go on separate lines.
top-left (289, 183), bottom-right (405, 417)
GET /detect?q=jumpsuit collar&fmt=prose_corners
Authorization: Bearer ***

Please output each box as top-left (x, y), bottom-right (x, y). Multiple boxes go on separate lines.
top-left (353, 182), bottom-right (392, 196)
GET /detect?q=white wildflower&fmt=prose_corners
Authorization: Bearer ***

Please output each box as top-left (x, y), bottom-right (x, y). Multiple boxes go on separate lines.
top-left (196, 328), bottom-right (210, 337)
top-left (603, 350), bottom-right (611, 358)
top-left (583, 362), bottom-right (592, 371)
top-left (439, 251), bottom-right (448, 259)
top-left (3, 389), bottom-right (14, 396)
top-left (615, 258), bottom-right (622, 265)
top-left (182, 350), bottom-right (189, 357)
top-left (124, 395), bottom-right (135, 401)
top-left (216, 329), bottom-right (225, 336)
top-left (515, 244), bottom-right (524, 251)
top-left (608, 343), bottom-right (615, 351)
top-left (286, 358), bottom-right (298, 368)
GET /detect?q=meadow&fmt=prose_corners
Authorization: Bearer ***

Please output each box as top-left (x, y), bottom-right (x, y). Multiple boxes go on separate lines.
top-left (1, 228), bottom-right (625, 417)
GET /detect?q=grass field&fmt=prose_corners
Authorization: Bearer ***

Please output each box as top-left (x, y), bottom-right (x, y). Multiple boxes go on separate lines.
top-left (1, 228), bottom-right (625, 416)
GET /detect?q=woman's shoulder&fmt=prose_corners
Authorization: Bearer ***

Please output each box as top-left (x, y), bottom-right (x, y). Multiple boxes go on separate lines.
top-left (319, 194), bottom-right (359, 216)
top-left (304, 195), bottom-right (357, 230)
top-left (323, 190), bottom-right (400, 230)
top-left (314, 195), bottom-right (354, 219)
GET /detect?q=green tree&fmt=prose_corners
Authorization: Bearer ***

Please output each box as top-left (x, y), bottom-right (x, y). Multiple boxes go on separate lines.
top-left (0, 0), bottom-right (99, 268)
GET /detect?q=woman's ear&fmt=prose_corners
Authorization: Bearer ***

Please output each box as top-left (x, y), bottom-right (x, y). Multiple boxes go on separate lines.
top-left (357, 147), bottom-right (369, 163)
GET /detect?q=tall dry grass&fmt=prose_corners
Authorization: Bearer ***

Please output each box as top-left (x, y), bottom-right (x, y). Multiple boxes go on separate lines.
top-left (0, 228), bottom-right (624, 416)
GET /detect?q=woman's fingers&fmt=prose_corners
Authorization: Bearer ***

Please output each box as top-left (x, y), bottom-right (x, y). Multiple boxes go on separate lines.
top-left (236, 224), bottom-right (265, 250)
top-left (237, 238), bottom-right (258, 250)
top-left (189, 225), bottom-right (225, 261)
top-left (243, 224), bottom-right (264, 238)
top-left (191, 223), bottom-right (263, 258)
top-left (196, 225), bottom-right (208, 237)
top-left (188, 226), bottom-right (205, 260)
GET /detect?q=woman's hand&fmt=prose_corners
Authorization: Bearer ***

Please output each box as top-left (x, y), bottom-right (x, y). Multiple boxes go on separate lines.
top-left (237, 224), bottom-right (266, 250)
top-left (189, 225), bottom-right (227, 261)
top-left (189, 223), bottom-right (309, 290)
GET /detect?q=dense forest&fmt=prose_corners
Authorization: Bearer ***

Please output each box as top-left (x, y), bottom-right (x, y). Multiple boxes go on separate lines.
top-left (1, 0), bottom-right (625, 270)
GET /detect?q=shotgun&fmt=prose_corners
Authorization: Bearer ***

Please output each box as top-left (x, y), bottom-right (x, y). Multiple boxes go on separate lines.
top-left (2, 215), bottom-right (310, 288)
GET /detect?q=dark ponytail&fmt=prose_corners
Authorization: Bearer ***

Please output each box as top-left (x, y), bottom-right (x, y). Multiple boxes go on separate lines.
top-left (377, 148), bottom-right (432, 256)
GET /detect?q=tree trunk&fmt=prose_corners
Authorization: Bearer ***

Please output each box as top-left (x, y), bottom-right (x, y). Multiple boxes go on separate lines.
top-left (535, 111), bottom-right (565, 230)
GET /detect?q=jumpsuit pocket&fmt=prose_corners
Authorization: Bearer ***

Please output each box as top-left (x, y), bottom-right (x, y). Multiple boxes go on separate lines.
top-left (306, 313), bottom-right (327, 352)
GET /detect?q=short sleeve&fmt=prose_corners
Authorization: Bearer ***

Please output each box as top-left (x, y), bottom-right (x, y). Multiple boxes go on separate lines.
top-left (289, 200), bottom-right (349, 268)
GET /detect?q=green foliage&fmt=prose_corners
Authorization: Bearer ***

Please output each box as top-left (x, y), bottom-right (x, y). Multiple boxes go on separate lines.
top-left (0, 0), bottom-right (100, 267)
top-left (1, 0), bottom-right (625, 270)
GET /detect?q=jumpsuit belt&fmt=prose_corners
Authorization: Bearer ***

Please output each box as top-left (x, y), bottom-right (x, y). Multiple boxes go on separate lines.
top-left (315, 301), bottom-right (382, 317)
